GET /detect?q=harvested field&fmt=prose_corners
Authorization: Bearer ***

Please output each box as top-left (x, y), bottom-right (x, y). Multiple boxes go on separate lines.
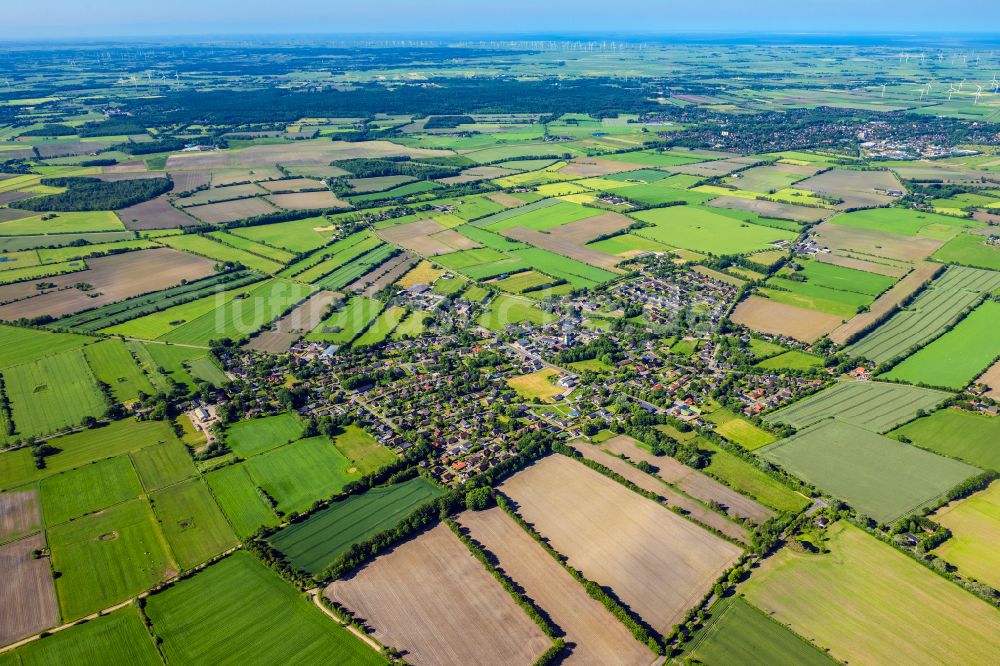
top-left (731, 296), bottom-right (842, 342)
top-left (34, 142), bottom-right (115, 159)
top-left (457, 507), bottom-right (653, 665)
top-left (0, 208), bottom-right (32, 222)
top-left (0, 249), bottom-right (216, 320)
top-left (346, 175), bottom-right (417, 193)
top-left (0, 534), bottom-right (59, 646)
top-left (502, 226), bottom-right (623, 271)
top-left (830, 261), bottom-right (940, 344)
top-left (326, 523), bottom-right (550, 665)
top-left (266, 191), bottom-right (348, 210)
top-left (165, 139), bottom-right (449, 170)
top-left (348, 254), bottom-right (417, 297)
top-left (667, 156), bottom-right (760, 177)
top-left (795, 169), bottom-right (904, 209)
top-left (743, 521), bottom-right (1000, 665)
top-left (501, 454), bottom-right (742, 632)
top-left (708, 196), bottom-right (830, 223)
top-left (92, 171), bottom-right (166, 182)
top-left (258, 178), bottom-right (326, 193)
top-left (813, 221), bottom-right (943, 262)
top-left (168, 171), bottom-right (212, 193)
top-left (975, 360), bottom-right (1000, 399)
top-left (175, 184), bottom-right (266, 208)
top-left (0, 490), bottom-right (41, 543)
top-left (379, 219), bottom-right (481, 256)
top-left (544, 211), bottom-right (633, 244)
top-left (559, 157), bottom-right (644, 177)
top-left (813, 251), bottom-right (908, 278)
top-left (486, 192), bottom-right (528, 208)
top-left (117, 196), bottom-right (200, 230)
top-left (567, 440), bottom-right (750, 541)
top-left (600, 436), bottom-right (775, 524)
top-left (245, 290), bottom-right (339, 353)
top-left (931, 481), bottom-right (1000, 590)
top-left (184, 197), bottom-right (278, 224)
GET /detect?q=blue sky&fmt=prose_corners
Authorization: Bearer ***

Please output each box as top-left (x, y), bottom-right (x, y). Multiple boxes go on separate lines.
top-left (6, 0), bottom-right (1000, 39)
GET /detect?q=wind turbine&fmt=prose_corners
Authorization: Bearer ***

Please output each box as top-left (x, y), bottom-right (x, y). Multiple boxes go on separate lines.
top-left (947, 85), bottom-right (956, 101)
top-left (975, 85), bottom-right (983, 104)
top-left (992, 74), bottom-right (999, 93)
top-left (881, 83), bottom-right (887, 97)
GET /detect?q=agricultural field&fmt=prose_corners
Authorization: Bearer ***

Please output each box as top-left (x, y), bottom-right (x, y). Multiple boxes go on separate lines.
top-left (930, 481), bottom-right (1000, 590)
top-left (731, 295), bottom-right (842, 342)
top-left (500, 454), bottom-right (742, 632)
top-left (743, 521), bottom-right (1000, 665)
top-left (632, 205), bottom-right (797, 256)
top-left (268, 476), bottom-right (442, 575)
top-left (755, 349), bottom-right (824, 370)
top-left (760, 420), bottom-right (979, 523)
top-left (764, 380), bottom-right (951, 433)
top-left (244, 436), bottom-right (361, 514)
top-left (931, 232), bottom-right (1000, 270)
top-left (148, 478), bottom-right (237, 569)
top-left (477, 294), bottom-right (556, 330)
top-left (0, 534), bottom-right (59, 647)
top-left (507, 368), bottom-right (564, 402)
top-left (326, 522), bottom-right (550, 665)
top-left (890, 408), bottom-right (1000, 472)
top-left (226, 413), bottom-right (304, 457)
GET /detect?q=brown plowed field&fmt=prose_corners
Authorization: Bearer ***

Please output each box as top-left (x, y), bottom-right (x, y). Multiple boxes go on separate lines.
top-left (117, 196), bottom-right (201, 230)
top-left (165, 140), bottom-right (450, 170)
top-left (566, 440), bottom-right (750, 541)
top-left (500, 454), bottom-right (742, 632)
top-left (258, 178), bottom-right (326, 193)
top-left (830, 261), bottom-right (940, 345)
top-left (184, 197), bottom-right (278, 223)
top-left (0, 534), bottom-right (59, 646)
top-left (245, 290), bottom-right (338, 353)
top-left (457, 508), bottom-right (653, 666)
top-left (0, 490), bottom-right (41, 543)
top-left (0, 248), bottom-right (216, 320)
top-left (486, 192), bottom-right (527, 208)
top-left (437, 166), bottom-right (515, 185)
top-left (813, 221), bottom-right (944, 262)
top-left (502, 226), bottom-right (623, 271)
top-left (600, 436), bottom-right (774, 524)
top-left (708, 196), bottom-right (831, 223)
top-left (325, 523), bottom-right (550, 665)
top-left (548, 212), bottom-right (633, 244)
top-left (559, 158), bottom-right (644, 177)
top-left (667, 156), bottom-right (760, 178)
top-left (266, 191), bottom-right (348, 210)
top-left (813, 252), bottom-right (908, 278)
top-left (974, 360), bottom-right (1000, 399)
top-left (731, 295), bottom-right (842, 342)
top-left (380, 219), bottom-right (481, 256)
top-left (167, 171), bottom-right (212, 193)
top-left (795, 169), bottom-right (904, 210)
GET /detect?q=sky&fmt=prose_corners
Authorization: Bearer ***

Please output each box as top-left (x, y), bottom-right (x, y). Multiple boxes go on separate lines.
top-left (5, 0), bottom-right (1000, 40)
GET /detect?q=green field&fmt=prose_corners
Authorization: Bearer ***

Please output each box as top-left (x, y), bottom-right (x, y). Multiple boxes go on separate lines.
top-left (145, 552), bottom-right (384, 665)
top-left (698, 437), bottom-right (810, 514)
top-left (142, 342), bottom-right (227, 389)
top-left (764, 381), bottom-right (951, 433)
top-left (760, 420), bottom-right (979, 523)
top-left (230, 216), bottom-right (334, 253)
top-left (683, 596), bottom-right (835, 665)
top-left (131, 439), bottom-right (197, 491)
top-left (306, 296), bottom-right (384, 345)
top-left (204, 463), bottom-right (280, 538)
top-left (829, 207), bottom-right (981, 238)
top-left (761, 276), bottom-right (871, 318)
top-left (40, 456), bottom-right (142, 525)
top-left (880, 300), bottom-right (1000, 389)
top-left (587, 233), bottom-right (673, 256)
top-left (0, 606), bottom-right (161, 666)
top-left (705, 408), bottom-right (777, 450)
top-left (83, 339), bottom-right (156, 403)
top-left (100, 283), bottom-right (247, 340)
top-left (352, 306), bottom-right (407, 347)
top-left (330, 425), bottom-right (397, 475)
top-left (890, 409), bottom-right (1000, 472)
top-left (0, 325), bottom-right (91, 369)
top-left (158, 233), bottom-right (283, 274)
top-left (0, 419), bottom-right (181, 490)
top-left (796, 258), bottom-right (896, 296)
top-left (49, 499), bottom-right (173, 620)
top-left (207, 231), bottom-right (297, 263)
top-left (3, 349), bottom-right (107, 440)
top-left (748, 337), bottom-right (788, 359)
top-left (931, 481), bottom-right (1000, 590)
top-left (632, 205), bottom-right (797, 256)
top-left (606, 182), bottom-right (714, 206)
top-left (226, 413), bottom-right (304, 457)
top-left (149, 478), bottom-right (238, 569)
top-left (931, 232), bottom-right (1000, 271)
top-left (0, 211), bottom-right (124, 236)
top-left (755, 350), bottom-right (824, 370)
top-left (268, 476), bottom-right (442, 575)
top-left (510, 247), bottom-right (618, 288)
top-left (245, 437), bottom-right (360, 514)
top-left (477, 294), bottom-right (557, 330)
top-left (743, 521), bottom-right (1000, 665)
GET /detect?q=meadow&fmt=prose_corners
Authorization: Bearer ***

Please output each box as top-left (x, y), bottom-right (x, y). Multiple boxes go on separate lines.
top-left (245, 437), bottom-right (360, 514)
top-left (632, 205), bottom-right (797, 256)
top-left (306, 296), bottom-right (383, 345)
top-left (477, 294), bottom-right (556, 331)
top-left (0, 325), bottom-right (91, 369)
top-left (931, 481), bottom-right (1000, 590)
top-left (204, 464), bottom-right (280, 538)
top-left (760, 420), bottom-right (979, 523)
top-left (755, 349), bottom-right (824, 370)
top-left (931, 233), bottom-right (1000, 271)
top-left (268, 476), bottom-right (442, 575)
top-left (226, 413), bottom-right (304, 457)
top-left (82, 339), bottom-right (156, 403)
top-left (157, 233), bottom-right (283, 274)
top-left (148, 478), bottom-right (238, 569)
top-left (130, 439), bottom-right (197, 491)
top-left (890, 408), bottom-right (1000, 472)
top-left (704, 407), bottom-right (776, 450)
top-left (507, 368), bottom-right (564, 402)
top-left (40, 456), bottom-right (142, 525)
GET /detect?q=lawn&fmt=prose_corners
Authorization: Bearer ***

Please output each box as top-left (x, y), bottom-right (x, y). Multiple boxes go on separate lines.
top-left (880, 300), bottom-right (1000, 389)
top-left (760, 420), bottom-right (980, 523)
top-left (748, 337), bottom-right (787, 359)
top-left (149, 478), bottom-right (238, 569)
top-left (698, 438), bottom-right (810, 514)
top-left (331, 425), bottom-right (397, 475)
top-left (755, 350), bottom-right (824, 370)
top-left (477, 294), bottom-right (556, 331)
top-left (507, 368), bottom-right (564, 402)
top-left (683, 596), bottom-right (835, 666)
top-left (144, 552), bottom-right (383, 665)
top-left (226, 413), bottom-right (304, 457)
top-left (245, 437), bottom-right (360, 514)
top-left (890, 409), bottom-right (1000, 472)
top-left (705, 408), bottom-right (776, 450)
top-left (632, 205), bottom-right (797, 256)
top-left (764, 381), bottom-right (951, 433)
top-left (931, 481), bottom-right (1000, 590)
top-left (130, 439), bottom-right (197, 491)
top-left (40, 456), bottom-right (142, 525)
top-left (267, 476), bottom-right (443, 576)
top-left (82, 339), bottom-right (156, 403)
top-left (931, 232), bottom-right (1000, 271)
top-left (743, 521), bottom-right (1000, 665)
top-left (49, 499), bottom-right (174, 620)
top-left (204, 463), bottom-right (280, 538)
top-left (0, 607), bottom-right (161, 666)
top-left (3, 349), bottom-right (107, 441)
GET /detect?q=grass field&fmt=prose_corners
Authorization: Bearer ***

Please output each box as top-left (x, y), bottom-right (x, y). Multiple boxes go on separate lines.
top-left (131, 439), bottom-right (196, 491)
top-left (830, 207), bottom-right (980, 238)
top-left (3, 349), bottom-right (107, 441)
top-left (880, 300), bottom-right (1000, 389)
top-left (696, 438), bottom-right (810, 514)
top-left (149, 478), bottom-right (237, 569)
top-left (331, 425), bottom-right (397, 475)
top-left (145, 552), bottom-right (383, 665)
top-left (40, 456), bottom-right (142, 525)
top-left (755, 350), bottom-right (824, 370)
top-left (306, 296), bottom-right (383, 345)
top-left (245, 437), bottom-right (360, 514)
top-left (226, 413), bottom-right (304, 457)
top-left (268, 476), bottom-right (442, 575)
top-left (82, 339), bottom-right (155, 403)
top-left (229, 216), bottom-right (334, 253)
top-left (0, 325), bottom-right (90, 369)
top-left (761, 276), bottom-right (872, 318)
top-left (764, 381), bottom-right (951, 433)
top-left (477, 294), bottom-right (556, 330)
top-left (890, 409), bottom-right (1000, 472)
top-left (157, 233), bottom-right (283, 274)
top-left (507, 367), bottom-right (563, 402)
top-left (204, 463), bottom-right (280, 538)
top-left (797, 258), bottom-right (895, 296)
top-left (632, 205), bottom-right (797, 256)
top-left (352, 306), bottom-right (407, 347)
top-left (705, 408), bottom-right (776, 450)
top-left (683, 596), bottom-right (835, 666)
top-left (931, 481), bottom-right (1000, 590)
top-left (49, 499), bottom-right (173, 620)
top-left (0, 606), bottom-right (161, 666)
top-left (760, 420), bottom-right (979, 523)
top-left (743, 521), bottom-right (1000, 665)
top-left (0, 211), bottom-right (124, 236)
top-left (931, 232), bottom-right (1000, 270)
top-left (142, 343), bottom-right (226, 389)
